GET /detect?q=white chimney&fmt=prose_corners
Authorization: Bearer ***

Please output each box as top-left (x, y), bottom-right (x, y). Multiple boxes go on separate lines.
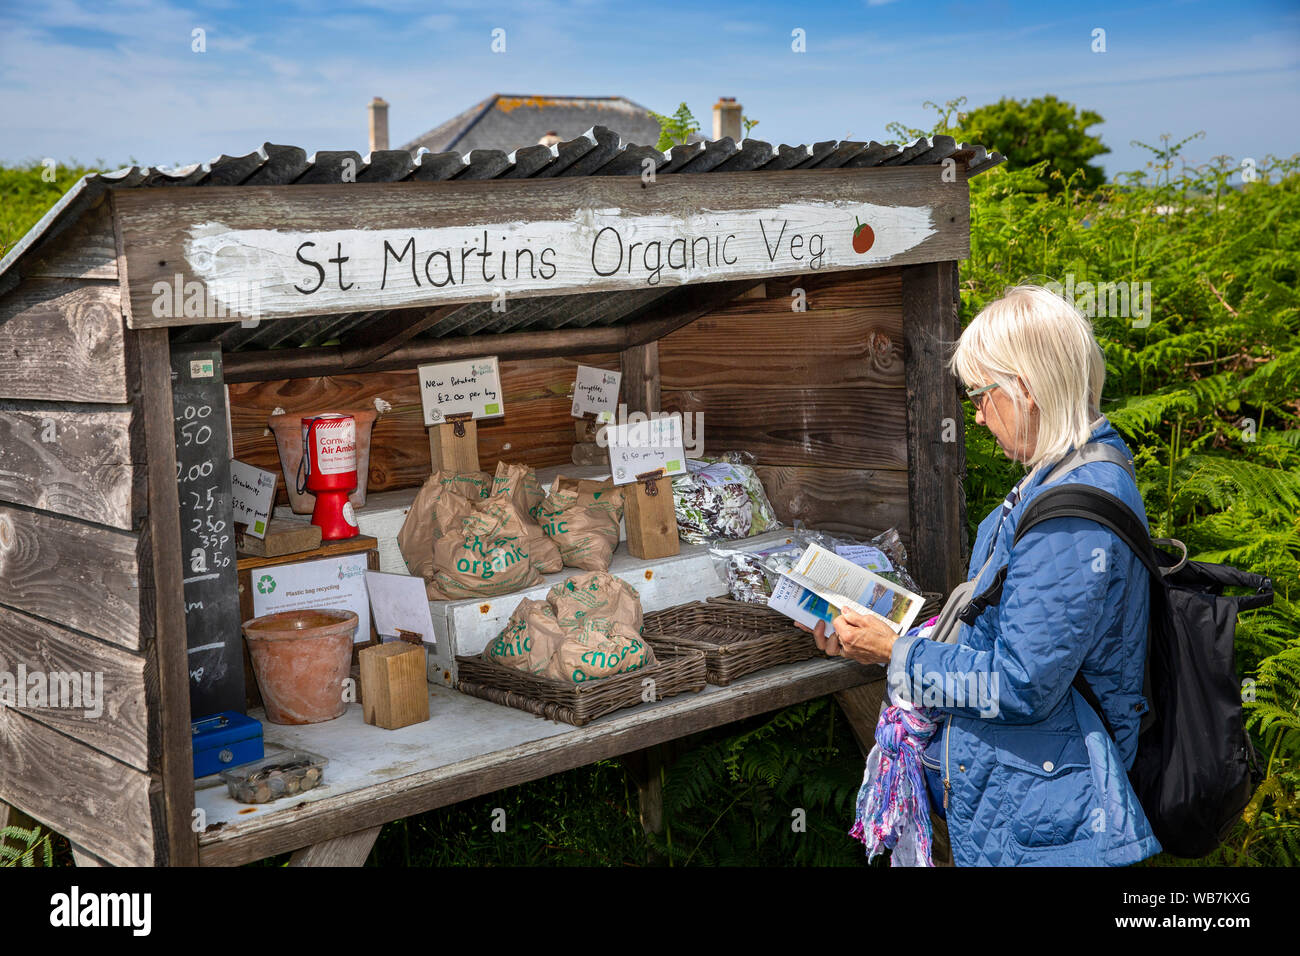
top-left (369, 97), bottom-right (390, 152)
top-left (712, 97), bottom-right (742, 142)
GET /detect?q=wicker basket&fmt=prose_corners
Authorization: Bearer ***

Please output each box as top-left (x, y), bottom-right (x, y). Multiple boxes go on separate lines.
top-left (641, 597), bottom-right (822, 686)
top-left (455, 644), bottom-right (706, 727)
top-left (920, 591), bottom-right (944, 621)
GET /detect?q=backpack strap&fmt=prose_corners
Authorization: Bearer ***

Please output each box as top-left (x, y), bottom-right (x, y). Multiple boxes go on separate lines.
top-left (966, 482), bottom-right (1160, 743)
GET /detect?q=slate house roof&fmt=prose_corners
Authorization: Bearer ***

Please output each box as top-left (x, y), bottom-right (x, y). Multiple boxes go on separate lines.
top-left (399, 94), bottom-right (695, 154)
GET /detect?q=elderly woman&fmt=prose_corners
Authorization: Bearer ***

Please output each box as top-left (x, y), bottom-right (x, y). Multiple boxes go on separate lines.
top-left (812, 285), bottom-right (1160, 865)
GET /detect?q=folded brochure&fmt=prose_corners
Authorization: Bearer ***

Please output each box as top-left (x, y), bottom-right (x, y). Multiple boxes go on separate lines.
top-left (768, 543), bottom-right (924, 637)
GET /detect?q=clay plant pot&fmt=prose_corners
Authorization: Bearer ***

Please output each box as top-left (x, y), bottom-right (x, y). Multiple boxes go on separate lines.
top-left (242, 609), bottom-right (358, 725)
top-left (268, 409), bottom-right (378, 515)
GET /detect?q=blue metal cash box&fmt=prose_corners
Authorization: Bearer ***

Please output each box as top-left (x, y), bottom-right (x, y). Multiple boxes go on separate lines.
top-left (192, 711), bottom-right (264, 778)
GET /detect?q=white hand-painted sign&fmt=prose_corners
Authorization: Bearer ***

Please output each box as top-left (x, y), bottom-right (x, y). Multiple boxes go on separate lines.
top-left (181, 200), bottom-right (937, 320)
top-left (417, 356), bottom-right (504, 425)
top-left (571, 365), bottom-right (621, 421)
top-left (606, 413), bottom-right (688, 485)
top-left (229, 459), bottom-right (277, 538)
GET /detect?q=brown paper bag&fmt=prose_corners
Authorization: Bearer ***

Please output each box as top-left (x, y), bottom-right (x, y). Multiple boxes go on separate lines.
top-left (538, 477), bottom-right (624, 571)
top-left (492, 461), bottom-right (545, 518)
top-left (546, 620), bottom-right (655, 683)
top-left (547, 570), bottom-right (642, 634)
top-left (396, 473), bottom-right (446, 580)
top-left (432, 498), bottom-right (542, 598)
top-left (397, 470), bottom-right (493, 580)
top-left (491, 461), bottom-right (562, 574)
top-left (484, 598), bottom-right (566, 675)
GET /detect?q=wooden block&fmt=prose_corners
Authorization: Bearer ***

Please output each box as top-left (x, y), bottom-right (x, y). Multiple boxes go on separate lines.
top-left (236, 518), bottom-right (322, 558)
top-left (571, 441), bottom-right (608, 466)
top-left (359, 643), bottom-right (429, 730)
top-left (428, 419), bottom-right (480, 473)
top-left (623, 476), bottom-right (679, 560)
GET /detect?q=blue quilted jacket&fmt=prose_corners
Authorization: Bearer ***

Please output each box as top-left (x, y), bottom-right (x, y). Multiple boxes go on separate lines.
top-left (887, 418), bottom-right (1162, 865)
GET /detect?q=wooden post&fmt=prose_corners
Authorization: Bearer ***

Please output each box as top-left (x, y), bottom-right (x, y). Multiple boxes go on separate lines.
top-left (833, 677), bottom-right (887, 757)
top-left (623, 475), bottom-right (679, 560)
top-left (135, 328), bottom-right (201, 866)
top-left (428, 419), bottom-right (479, 473)
top-left (622, 744), bottom-right (667, 865)
top-left (902, 261), bottom-right (966, 596)
top-left (620, 340), bottom-right (660, 416)
top-left (287, 825), bottom-right (383, 867)
top-left (618, 340), bottom-right (678, 558)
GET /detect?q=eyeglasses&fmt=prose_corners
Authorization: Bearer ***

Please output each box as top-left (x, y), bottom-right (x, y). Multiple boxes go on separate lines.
top-left (966, 382), bottom-right (999, 407)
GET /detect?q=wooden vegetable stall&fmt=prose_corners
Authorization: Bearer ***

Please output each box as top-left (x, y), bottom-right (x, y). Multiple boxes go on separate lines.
top-left (0, 127), bottom-right (1001, 866)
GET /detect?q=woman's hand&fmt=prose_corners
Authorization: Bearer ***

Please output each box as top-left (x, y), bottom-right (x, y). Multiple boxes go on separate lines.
top-left (795, 607), bottom-right (898, 666)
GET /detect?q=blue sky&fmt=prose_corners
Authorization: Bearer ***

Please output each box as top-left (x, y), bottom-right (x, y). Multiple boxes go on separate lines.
top-left (1, 0), bottom-right (1296, 178)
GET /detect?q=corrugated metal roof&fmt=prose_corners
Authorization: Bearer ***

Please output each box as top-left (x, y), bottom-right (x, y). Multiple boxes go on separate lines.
top-left (0, 126), bottom-right (1003, 363)
top-left (0, 125), bottom-right (1003, 287)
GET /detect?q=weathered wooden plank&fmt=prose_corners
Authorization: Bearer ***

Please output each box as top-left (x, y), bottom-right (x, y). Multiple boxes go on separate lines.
top-left (0, 402), bottom-right (144, 530)
top-left (227, 355), bottom-right (617, 503)
top-left (0, 280), bottom-right (127, 402)
top-left (0, 706), bottom-right (156, 867)
top-left (717, 267), bottom-right (902, 315)
top-left (113, 168), bottom-right (969, 327)
top-left (834, 679), bottom-right (887, 757)
top-left (621, 340), bottom-right (659, 415)
top-left (23, 199), bottom-right (118, 281)
top-left (902, 261), bottom-right (966, 595)
top-left (0, 603), bottom-right (150, 770)
top-left (197, 658), bottom-right (879, 866)
top-left (0, 505), bottom-right (141, 648)
top-left (134, 328), bottom-right (200, 866)
top-left (286, 825), bottom-right (382, 867)
top-left (659, 307), bottom-right (905, 390)
top-left (71, 843), bottom-right (112, 867)
top-left (661, 387), bottom-right (908, 469)
top-left (754, 465), bottom-right (910, 542)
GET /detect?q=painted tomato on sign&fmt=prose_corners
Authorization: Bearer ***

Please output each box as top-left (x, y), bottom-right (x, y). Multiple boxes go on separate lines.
top-left (852, 216), bottom-right (875, 254)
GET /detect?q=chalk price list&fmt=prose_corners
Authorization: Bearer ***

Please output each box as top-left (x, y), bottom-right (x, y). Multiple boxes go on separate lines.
top-left (175, 402), bottom-right (230, 575)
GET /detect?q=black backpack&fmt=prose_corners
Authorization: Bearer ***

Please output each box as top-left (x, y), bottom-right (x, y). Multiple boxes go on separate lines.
top-left (960, 457), bottom-right (1271, 858)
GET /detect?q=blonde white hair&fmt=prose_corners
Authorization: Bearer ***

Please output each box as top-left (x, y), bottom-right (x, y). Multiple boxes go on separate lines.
top-left (949, 284), bottom-right (1105, 472)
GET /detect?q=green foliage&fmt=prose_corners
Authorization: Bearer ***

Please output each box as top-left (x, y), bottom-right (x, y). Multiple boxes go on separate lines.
top-left (0, 160), bottom-right (113, 261)
top-left (1, 824), bottom-right (54, 868)
top-left (958, 124), bottom-right (1300, 866)
top-left (956, 94), bottom-right (1109, 192)
top-left (648, 102), bottom-right (701, 152)
top-left (646, 700), bottom-right (871, 866)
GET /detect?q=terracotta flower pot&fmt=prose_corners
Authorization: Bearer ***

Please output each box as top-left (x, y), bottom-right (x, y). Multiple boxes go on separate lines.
top-left (268, 409), bottom-right (378, 515)
top-left (242, 609), bottom-right (358, 725)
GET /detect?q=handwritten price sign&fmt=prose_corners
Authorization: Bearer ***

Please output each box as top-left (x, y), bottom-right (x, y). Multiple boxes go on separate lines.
top-left (418, 356), bottom-right (505, 425)
top-left (571, 365), bottom-right (621, 422)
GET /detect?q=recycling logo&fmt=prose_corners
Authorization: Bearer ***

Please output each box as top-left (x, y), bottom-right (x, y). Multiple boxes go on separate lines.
top-left (257, 574), bottom-right (276, 595)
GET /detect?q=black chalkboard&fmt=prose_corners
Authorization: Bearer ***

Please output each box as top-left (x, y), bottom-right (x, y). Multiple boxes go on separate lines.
top-left (170, 344), bottom-right (246, 718)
